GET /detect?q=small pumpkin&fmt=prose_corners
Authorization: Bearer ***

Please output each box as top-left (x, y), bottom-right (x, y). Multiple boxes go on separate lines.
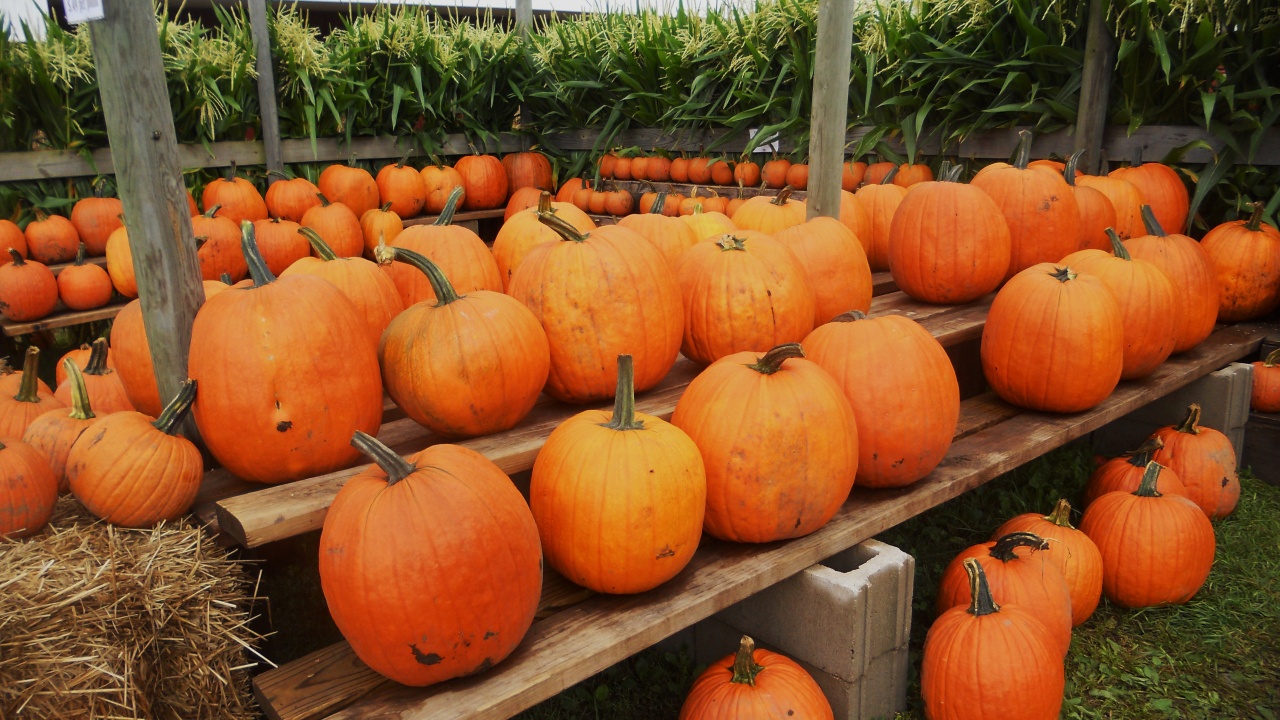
top-left (502, 151), bottom-right (555, 192)
top-left (1075, 174), bottom-right (1145, 240)
top-left (612, 156), bottom-right (634, 182)
top-left (492, 190), bottom-right (597, 291)
top-left (731, 187), bottom-right (807, 234)
top-left (454, 154), bottom-right (509, 210)
top-left (761, 158), bottom-right (791, 189)
top-left (0, 219), bottom-right (27, 264)
top-left (1252, 348), bottom-right (1280, 412)
top-left (1085, 440), bottom-right (1188, 506)
top-left (25, 359), bottom-right (98, 492)
top-left (69, 189), bottom-right (124, 255)
top-left (1110, 156), bottom-right (1189, 235)
top-left (318, 161), bottom-right (380, 219)
top-left (686, 157), bottom-right (713, 185)
top-left (556, 177), bottom-right (587, 204)
top-left (864, 160), bottom-right (897, 186)
top-left (54, 338), bottom-right (133, 414)
top-left (784, 163), bottom-right (809, 190)
top-left (1080, 462), bottom-right (1216, 608)
top-left (617, 194), bottom-right (699, 268)
top-left (994, 499), bottom-right (1104, 626)
top-left (841, 159), bottom-right (867, 190)
top-left (733, 160), bottom-right (761, 188)
top-left (853, 168), bottom-right (908, 270)
top-left (0, 249), bottom-right (58, 321)
top-left (1063, 150), bottom-right (1117, 252)
top-left (104, 224), bottom-right (137, 297)
top-left (671, 344), bottom-right (858, 543)
top-left (1199, 202), bottom-right (1280, 322)
top-left (680, 205), bottom-right (737, 241)
top-left (56, 243), bottom-right (113, 310)
top-left (646, 156), bottom-right (672, 182)
top-left (387, 187), bottom-right (502, 307)
top-left (679, 636), bottom-right (834, 720)
top-left (420, 163), bottom-right (467, 215)
top-left (669, 156), bottom-right (690, 183)
top-left (0, 347), bottom-right (64, 438)
top-left (375, 156), bottom-right (428, 218)
top-left (1125, 205), bottom-right (1218, 353)
top-left (191, 206), bottom-right (248, 281)
top-left (0, 438), bottom-right (58, 539)
top-left (710, 159), bottom-right (734, 186)
top-left (630, 156), bottom-right (650, 182)
top-left (300, 194), bottom-right (365, 258)
top-left (251, 217), bottom-right (311, 276)
top-left (264, 171), bottom-right (322, 222)
top-left (531, 355), bottom-right (706, 594)
top-left (1150, 403), bottom-right (1240, 519)
top-left (773, 217), bottom-right (873, 325)
top-left (603, 186), bottom-right (635, 216)
top-left (24, 211), bottom-right (80, 265)
top-left (599, 153), bottom-right (618, 179)
top-left (893, 162), bottom-right (933, 187)
top-left (359, 203), bottom-right (404, 255)
top-left (202, 162), bottom-right (268, 224)
top-left (504, 186), bottom-right (545, 221)
top-left (282, 228), bottom-right (404, 348)
top-left (56, 343), bottom-right (113, 387)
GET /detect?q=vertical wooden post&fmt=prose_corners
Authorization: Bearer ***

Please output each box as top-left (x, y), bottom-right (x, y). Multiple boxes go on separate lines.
top-left (248, 0), bottom-right (284, 179)
top-left (806, 0), bottom-right (856, 219)
top-left (515, 0), bottom-right (533, 35)
top-left (1075, 0), bottom-right (1114, 174)
top-left (89, 0), bottom-right (203, 408)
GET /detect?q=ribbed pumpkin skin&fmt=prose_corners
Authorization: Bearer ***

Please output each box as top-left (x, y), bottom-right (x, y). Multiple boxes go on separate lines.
top-left (375, 161), bottom-right (427, 218)
top-left (1071, 181), bottom-right (1117, 251)
top-left (774, 218), bottom-right (873, 325)
top-left (804, 314), bottom-right (959, 487)
top-left (250, 219), bottom-right (309, 276)
top-left (264, 176), bottom-right (322, 222)
top-left (57, 253), bottom-right (113, 310)
top-left (681, 210), bottom-right (737, 241)
top-left (421, 165), bottom-right (466, 215)
top-left (54, 359), bottom-right (134, 414)
top-left (300, 201), bottom-right (364, 258)
top-left (319, 443), bottom-right (542, 687)
top-left (842, 160), bottom-right (867, 190)
top-left (203, 174), bottom-right (268, 225)
top-left (617, 213), bottom-right (699, 268)
top-left (1110, 163), bottom-right (1188, 234)
top-left (455, 155), bottom-right (509, 210)
top-left (110, 300), bottom-right (161, 416)
top-left (0, 220), bottom-right (27, 263)
top-left (1061, 246), bottom-right (1177, 379)
top-left (502, 152), bottom-right (554, 191)
top-left (784, 163), bottom-right (809, 190)
top-left (972, 162), bottom-right (1081, 280)
top-left (760, 158), bottom-right (790, 188)
top-left (24, 404), bottom-right (95, 493)
top-left (1150, 405), bottom-right (1240, 519)
top-left (504, 187), bottom-right (545, 221)
top-left (389, 225), bottom-right (502, 307)
top-left (892, 163), bottom-right (933, 187)
top-left (0, 352), bottom-right (65, 439)
top-left (981, 264), bottom-right (1123, 412)
top-left (864, 161), bottom-right (896, 186)
top-left (675, 235), bottom-right (815, 365)
top-left (837, 190), bottom-right (872, 242)
top-left (1080, 474), bottom-right (1216, 608)
top-left (0, 439), bottom-right (58, 538)
top-left (888, 180), bottom-right (1012, 304)
top-left (854, 182), bottom-right (908, 270)
top-left (1254, 352), bottom-right (1280, 412)
top-left (731, 194), bottom-right (807, 234)
top-left (492, 203), bottom-right (596, 290)
top-left (25, 214), bottom-right (80, 264)
top-left (679, 640), bottom-right (834, 720)
top-left (671, 348), bottom-right (858, 543)
top-left (510, 225), bottom-right (683, 403)
top-left (1076, 175), bottom-right (1145, 239)
top-left (1199, 209), bottom-right (1280, 322)
top-left (189, 276), bottom-right (384, 484)
top-left (0, 253), bottom-right (58, 321)
top-left (280, 252), bottom-right (404, 349)
top-left (359, 206), bottom-right (404, 254)
top-left (105, 226), bottom-right (136, 297)
top-left (995, 502), bottom-right (1104, 626)
top-left (1125, 216), bottom-right (1218, 353)
top-left (70, 197), bottom-right (124, 255)
top-left (191, 212), bottom-right (248, 281)
top-left (56, 345), bottom-right (110, 387)
top-left (318, 165), bottom-right (380, 219)
top-left (1085, 457), bottom-right (1187, 506)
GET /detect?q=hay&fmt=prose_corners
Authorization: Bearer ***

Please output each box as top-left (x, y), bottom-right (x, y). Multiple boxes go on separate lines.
top-left (0, 497), bottom-right (267, 719)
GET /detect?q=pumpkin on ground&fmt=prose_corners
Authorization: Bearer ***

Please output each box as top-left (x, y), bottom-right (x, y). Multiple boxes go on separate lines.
top-left (774, 217), bottom-right (873, 325)
top-left (251, 218), bottom-right (311, 276)
top-left (189, 221), bottom-right (383, 484)
top-left (1253, 349), bottom-right (1280, 412)
top-left (264, 171), bottom-right (322, 222)
top-left (318, 161), bottom-right (380, 219)
top-left (1125, 205), bottom-right (1218, 353)
top-left (492, 190), bottom-right (597, 291)
top-left (671, 344), bottom-right (858, 543)
top-left (0, 219), bottom-right (27, 263)
top-left (731, 187), bottom-right (806, 234)
top-left (804, 311), bottom-right (959, 488)
top-left (1199, 202), bottom-right (1280, 322)
top-left (981, 263), bottom-right (1123, 412)
top-left (0, 250), bottom-right (58, 322)
top-left (282, 228), bottom-right (404, 348)
top-left (300, 194), bottom-right (365, 258)
top-left (378, 246), bottom-right (549, 437)
top-left (1084, 439), bottom-right (1188, 506)
top-left (0, 348), bottom-right (64, 438)
top-left (191, 206), bottom-right (248, 281)
top-left (420, 163), bottom-right (467, 215)
top-left (319, 431), bottom-right (542, 686)
top-left (375, 157), bottom-right (427, 218)
top-left (0, 438), bottom-right (58, 539)
top-left (1110, 157), bottom-right (1189, 235)
top-left (69, 191), bottom-right (123, 255)
top-left (1080, 462), bottom-right (1216, 608)
top-left (24, 360), bottom-right (97, 491)
top-left (387, 187), bottom-right (502, 307)
top-left (994, 499), bottom-right (1104, 626)
top-left (531, 355), bottom-right (706, 594)
top-left (67, 379), bottom-right (202, 528)
top-left (1150, 403), bottom-right (1240, 519)
top-left (24, 211), bottom-right (80, 264)
top-left (679, 636), bottom-right (834, 720)
top-left (57, 243), bottom-right (113, 310)
top-left (454, 154), bottom-right (509, 210)
top-left (502, 151), bottom-right (554, 192)
top-left (1063, 150), bottom-right (1116, 252)
top-left (53, 338), bottom-right (134, 414)
top-left (921, 559), bottom-right (1065, 720)
top-left (853, 168), bottom-right (908, 270)
top-left (202, 162), bottom-right (268, 224)
top-left (617, 194), bottom-right (699, 268)
top-left (888, 165), bottom-right (1012, 304)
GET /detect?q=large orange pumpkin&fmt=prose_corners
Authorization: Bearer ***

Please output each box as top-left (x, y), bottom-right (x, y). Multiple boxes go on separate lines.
top-left (318, 162), bottom-right (380, 219)
top-left (492, 191), bottom-right (597, 291)
top-left (531, 355), bottom-right (706, 594)
top-left (251, 217), bottom-right (311, 276)
top-left (264, 171), bottom-right (322, 222)
top-left (454, 154), bottom-right (509, 210)
top-left (386, 187), bottom-right (501, 307)
top-left (188, 221), bottom-right (383, 484)
top-left (0, 438), bottom-right (58, 539)
top-left (853, 172), bottom-right (908, 270)
top-left (0, 219), bottom-right (27, 264)
top-left (1253, 348), bottom-right (1280, 412)
top-left (24, 211), bottom-right (79, 265)
top-left (375, 156), bottom-right (428, 218)
top-left (69, 193), bottom-right (123, 256)
top-left (1075, 174), bottom-right (1145, 240)
top-left (56, 243), bottom-right (113, 311)
top-left (104, 224), bottom-right (137, 297)
top-left (679, 636), bottom-right (834, 720)
top-left (282, 228), bottom-right (404, 348)
top-left (420, 163), bottom-right (467, 215)
top-left (773, 217), bottom-right (872, 325)
top-left (0, 348), bottom-right (64, 438)
top-left (1084, 440), bottom-right (1188, 506)
top-left (1150, 403), bottom-right (1240, 519)
top-left (202, 162), bottom-right (268, 224)
top-left (994, 499), bottom-right (1104, 626)
top-left (300, 195), bottom-right (365, 259)
top-left (1110, 158), bottom-right (1189, 235)
top-left (804, 311), bottom-right (959, 487)
top-left (675, 234), bottom-right (815, 366)
top-left (0, 250), bottom-right (58, 321)
top-left (509, 213), bottom-right (683, 403)
top-left (1063, 151), bottom-right (1117, 252)
top-left (1125, 205), bottom-right (1218, 353)
top-left (23, 359), bottom-right (97, 491)
top-left (502, 151), bottom-right (554, 191)
top-left (982, 263), bottom-right (1124, 412)
top-left (1199, 202), bottom-right (1280, 322)
top-left (319, 431), bottom-right (542, 686)
top-left (671, 344), bottom-right (858, 543)
top-left (731, 187), bottom-right (806, 234)
top-left (191, 206), bottom-right (248, 281)
top-left (617, 195), bottom-right (699, 268)
top-left (888, 165), bottom-right (1012, 304)
top-left (1080, 462), bottom-right (1216, 608)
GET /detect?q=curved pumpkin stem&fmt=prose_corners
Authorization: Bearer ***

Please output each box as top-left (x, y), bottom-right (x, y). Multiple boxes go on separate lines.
top-left (1105, 228), bottom-right (1131, 260)
top-left (1175, 403), bottom-right (1203, 435)
top-left (1063, 150), bottom-right (1085, 187)
top-left (73, 242), bottom-right (88, 266)
top-left (649, 192), bottom-right (667, 215)
top-left (225, 160), bottom-right (238, 182)
top-left (1263, 348), bottom-right (1280, 368)
top-left (1140, 205), bottom-right (1166, 237)
top-left (83, 338), bottom-right (111, 376)
top-left (433, 186), bottom-right (465, 227)
top-left (203, 205), bottom-right (222, 219)
top-left (602, 355), bottom-right (644, 431)
top-left (1012, 130), bottom-right (1033, 170)
top-left (831, 310), bottom-right (868, 323)
top-left (8, 248), bottom-right (25, 266)
top-left (771, 187), bottom-right (793, 206)
top-left (152, 379), bottom-right (197, 435)
top-left (316, 193), bottom-right (332, 208)
top-left (379, 202), bottom-right (393, 213)
top-left (988, 531), bottom-right (1049, 562)
top-left (387, 246), bottom-right (460, 305)
top-left (241, 220), bottom-right (276, 287)
top-left (1243, 202), bottom-right (1265, 232)
top-left (1122, 436), bottom-right (1164, 467)
top-left (964, 558), bottom-right (1000, 617)
top-left (14, 347), bottom-right (42, 403)
top-left (729, 636), bottom-right (765, 686)
top-left (1044, 498), bottom-right (1076, 529)
top-left (266, 169), bottom-right (291, 182)
top-left (351, 430), bottom-right (417, 486)
top-left (298, 227), bottom-right (339, 262)
top-left (749, 343), bottom-right (805, 375)
top-left (1049, 266), bottom-right (1077, 283)
top-left (1135, 462), bottom-right (1166, 497)
top-left (538, 210), bottom-right (590, 244)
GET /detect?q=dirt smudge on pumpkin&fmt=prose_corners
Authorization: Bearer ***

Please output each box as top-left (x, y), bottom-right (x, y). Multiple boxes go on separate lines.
top-left (409, 644), bottom-right (442, 665)
top-left (276, 420), bottom-right (293, 432)
top-left (656, 546), bottom-right (675, 559)
top-left (483, 631), bottom-right (496, 640)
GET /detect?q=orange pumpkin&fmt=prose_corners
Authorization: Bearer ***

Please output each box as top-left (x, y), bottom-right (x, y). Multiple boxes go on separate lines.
top-left (358, 203), bottom-right (404, 255)
top-left (853, 171), bottom-right (908, 270)
top-left (1253, 348), bottom-right (1280, 412)
top-left (25, 359), bottom-right (97, 491)
top-left (492, 191), bottom-right (597, 291)
top-left (504, 186), bottom-right (545, 221)
top-left (0, 347), bottom-right (52, 397)
top-left (318, 162), bottom-right (380, 219)
top-left (1200, 202), bottom-right (1280, 322)
top-left (680, 636), bottom-right (834, 720)
top-left (454, 154), bottom-right (509, 210)
top-left (994, 499), bottom-right (1104, 626)
top-left (556, 177), bottom-right (587, 203)
top-left (669, 156), bottom-right (690, 183)
top-left (612, 156), bottom-right (633, 182)
top-left (893, 162), bottom-right (933, 187)
top-left (0, 438), bottom-right (58, 538)
top-left (24, 211), bottom-right (80, 264)
top-left (864, 160), bottom-right (897, 186)
top-left (784, 163), bottom-right (809, 190)
top-left (680, 206), bottom-right (737, 241)
top-left (56, 343), bottom-right (113, 387)
top-left (773, 217), bottom-right (872, 325)
top-left (53, 338), bottom-right (133, 414)
top-left (264, 171), bottom-right (322, 222)
top-left (109, 300), bottom-right (163, 416)
top-left (837, 189), bottom-right (872, 242)
top-left (251, 218), bottom-right (311, 276)
top-left (420, 163), bottom-right (467, 215)
top-left (617, 195), bottom-right (699, 268)
top-left (731, 187), bottom-right (807, 234)
top-left (300, 194), bottom-right (365, 258)
top-left (192, 206), bottom-right (248, 281)
top-left (0, 348), bottom-right (64, 438)
top-left (709, 159), bottom-right (734, 186)
top-left (387, 187), bottom-right (501, 307)
top-left (733, 160), bottom-right (761, 188)
top-left (599, 152), bottom-right (618, 179)
top-left (1110, 158), bottom-right (1189, 235)
top-left (630, 156), bottom-right (650, 182)
top-left (1029, 158), bottom-right (1066, 173)
top-left (531, 355), bottom-right (706, 594)
top-left (646, 156), bottom-right (672, 182)
top-left (1084, 440), bottom-right (1188, 506)
top-left (1075, 174), bottom-right (1145, 239)
top-left (375, 156), bottom-right (428, 218)
top-left (502, 151), bottom-right (554, 192)
top-left (69, 192), bottom-right (123, 256)
top-left (1150, 403), bottom-right (1240, 519)
top-left (603, 187), bottom-right (634, 216)
top-left (842, 159), bottom-right (867, 190)
top-left (282, 228), bottom-right (404, 348)
top-left (104, 224), bottom-right (137, 297)
top-left (671, 344), bottom-right (857, 542)
top-left (1125, 205), bottom-right (1218, 353)
top-left (56, 243), bottom-right (113, 310)
top-left (202, 162), bottom-right (268, 224)
top-left (0, 250), bottom-right (58, 321)
top-left (686, 157), bottom-right (713, 185)
top-left (761, 158), bottom-right (791, 189)
top-left (0, 219), bottom-right (27, 264)
top-left (1063, 151), bottom-right (1117, 252)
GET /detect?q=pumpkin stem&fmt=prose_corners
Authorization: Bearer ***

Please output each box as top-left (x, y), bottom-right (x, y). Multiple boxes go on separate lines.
top-left (536, 191), bottom-right (553, 215)
top-left (152, 379), bottom-right (197, 435)
top-left (715, 235), bottom-right (749, 252)
top-left (940, 165), bottom-right (963, 183)
top-left (387, 246), bottom-right (460, 306)
top-left (650, 192), bottom-right (667, 215)
top-left (964, 558), bottom-right (1000, 617)
top-left (602, 355), bottom-right (644, 431)
top-left (1130, 147), bottom-right (1143, 167)
top-left (1044, 498), bottom-right (1076, 528)
top-left (1063, 150), bottom-right (1085, 187)
top-left (351, 430), bottom-right (417, 486)
top-left (988, 531), bottom-right (1050, 562)
top-left (225, 160), bottom-right (238, 182)
top-left (220, 272), bottom-right (233, 285)
top-left (380, 202), bottom-right (393, 213)
top-left (433, 186), bottom-right (464, 226)
top-left (729, 636), bottom-right (766, 686)
top-left (1049, 265), bottom-right (1077, 283)
top-left (1135, 462), bottom-right (1165, 497)
top-left (266, 169), bottom-right (291, 181)
top-left (1140, 204), bottom-right (1166, 237)
top-left (771, 187), bottom-right (793, 205)
top-left (241, 220), bottom-right (276, 287)
top-left (33, 208), bottom-right (48, 222)
top-left (1244, 202), bottom-right (1265, 232)
top-left (298, 227), bottom-right (339, 262)
top-left (316, 193), bottom-right (332, 208)
top-left (13, 347), bottom-right (42, 403)
top-left (1263, 348), bottom-right (1280, 368)
top-left (1105, 228), bottom-right (1132, 260)
top-left (203, 205), bottom-right (222, 219)
top-left (1175, 403), bottom-right (1203, 435)
top-left (8, 248), bottom-right (25, 266)
top-left (748, 343), bottom-right (805, 375)
top-left (831, 310), bottom-right (868, 323)
top-left (1122, 436), bottom-right (1164, 467)
top-left (73, 242), bottom-right (87, 266)
top-left (83, 338), bottom-right (110, 376)
top-left (396, 153), bottom-right (410, 169)
top-left (537, 210), bottom-right (590, 243)
top-left (1012, 130), bottom-right (1033, 170)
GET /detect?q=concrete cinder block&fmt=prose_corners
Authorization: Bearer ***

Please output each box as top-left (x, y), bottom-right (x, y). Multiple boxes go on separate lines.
top-left (1094, 362), bottom-right (1254, 464)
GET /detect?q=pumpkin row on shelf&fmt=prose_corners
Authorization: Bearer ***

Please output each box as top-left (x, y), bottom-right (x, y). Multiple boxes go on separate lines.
top-left (594, 152), bottom-right (936, 193)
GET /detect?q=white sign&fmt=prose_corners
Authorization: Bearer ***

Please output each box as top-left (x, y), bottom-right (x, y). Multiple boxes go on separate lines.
top-left (63, 0), bottom-right (103, 24)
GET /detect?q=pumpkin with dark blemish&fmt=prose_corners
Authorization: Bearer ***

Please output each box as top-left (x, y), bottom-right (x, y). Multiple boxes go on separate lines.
top-left (0, 437), bottom-right (58, 538)
top-left (1149, 403), bottom-right (1240, 519)
top-left (679, 636), bottom-right (833, 720)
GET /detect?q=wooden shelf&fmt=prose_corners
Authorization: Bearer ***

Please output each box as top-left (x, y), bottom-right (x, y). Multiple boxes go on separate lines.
top-left (401, 208), bottom-right (506, 227)
top-left (610, 180), bottom-right (806, 200)
top-left (0, 300), bottom-right (127, 337)
top-left (250, 321), bottom-right (1275, 720)
top-left (47, 255), bottom-right (109, 277)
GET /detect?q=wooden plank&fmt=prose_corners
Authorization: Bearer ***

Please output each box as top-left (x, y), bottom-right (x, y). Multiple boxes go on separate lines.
top-left (47, 255), bottom-right (108, 277)
top-left (248, 0), bottom-right (284, 177)
top-left (0, 301), bottom-right (127, 337)
top-left (401, 209), bottom-right (506, 228)
top-left (806, 0), bottom-right (856, 220)
top-left (278, 136), bottom-right (526, 165)
top-left (252, 323), bottom-right (1272, 720)
top-left (1075, 0), bottom-right (1115, 173)
top-left (611, 180), bottom-right (805, 200)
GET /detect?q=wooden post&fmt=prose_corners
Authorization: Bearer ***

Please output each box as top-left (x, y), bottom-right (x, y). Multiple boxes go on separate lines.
top-left (1074, 0), bottom-right (1114, 174)
top-left (89, 0), bottom-right (203, 409)
top-left (248, 0), bottom-right (284, 179)
top-left (806, 0), bottom-right (856, 219)
top-left (515, 0), bottom-right (533, 34)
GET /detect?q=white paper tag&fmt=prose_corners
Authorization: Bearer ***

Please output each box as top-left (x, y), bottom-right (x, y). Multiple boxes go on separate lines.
top-left (63, 0), bottom-right (105, 25)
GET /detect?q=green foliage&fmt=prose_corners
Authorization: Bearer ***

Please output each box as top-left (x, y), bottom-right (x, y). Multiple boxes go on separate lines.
top-left (516, 646), bottom-right (698, 720)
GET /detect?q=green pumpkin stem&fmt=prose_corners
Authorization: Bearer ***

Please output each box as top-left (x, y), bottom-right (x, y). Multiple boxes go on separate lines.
top-left (73, 242), bottom-right (87, 266)
top-left (771, 187), bottom-right (793, 205)
top-left (1135, 462), bottom-right (1165, 497)
top-left (8, 248), bottom-right (25, 266)
top-left (14, 347), bottom-right (42, 403)
top-left (316, 193), bottom-right (332, 208)
top-left (387, 246), bottom-right (460, 305)
top-left (1140, 205), bottom-right (1166, 237)
top-left (1131, 147), bottom-right (1143, 167)
top-left (964, 558), bottom-right (1000, 617)
top-left (434, 187), bottom-right (465, 226)
top-left (650, 192), bottom-right (667, 215)
top-left (749, 343), bottom-right (805, 375)
top-left (989, 531), bottom-right (1050, 562)
top-left (1044, 498), bottom-right (1076, 528)
top-left (152, 379), bottom-right (197, 435)
top-left (1263, 348), bottom-right (1280, 368)
top-left (716, 235), bottom-right (749, 252)
top-left (298, 227), bottom-right (339, 262)
top-left (831, 310), bottom-right (868, 323)
top-left (203, 205), bottom-right (221, 219)
top-left (1244, 202), bottom-right (1265, 232)
top-left (602, 355), bottom-right (644, 431)
top-left (380, 202), bottom-right (393, 213)
top-left (220, 272), bottom-right (233, 285)
top-left (535, 191), bottom-right (554, 216)
top-left (729, 636), bottom-right (766, 686)
top-left (396, 153), bottom-right (410, 169)
top-left (1122, 437), bottom-right (1164, 468)
top-left (241, 220), bottom-right (276, 287)
top-left (84, 338), bottom-right (110, 376)
top-left (1175, 403), bottom-right (1203, 435)
top-left (351, 430), bottom-right (416, 486)
top-left (1064, 150), bottom-right (1085, 187)
top-left (266, 169), bottom-right (291, 181)
top-left (1050, 265), bottom-right (1077, 283)
top-left (538, 210), bottom-right (590, 243)
top-left (62, 357), bottom-right (95, 420)
top-left (1105, 228), bottom-right (1131, 260)
top-left (1012, 130), bottom-right (1033, 170)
